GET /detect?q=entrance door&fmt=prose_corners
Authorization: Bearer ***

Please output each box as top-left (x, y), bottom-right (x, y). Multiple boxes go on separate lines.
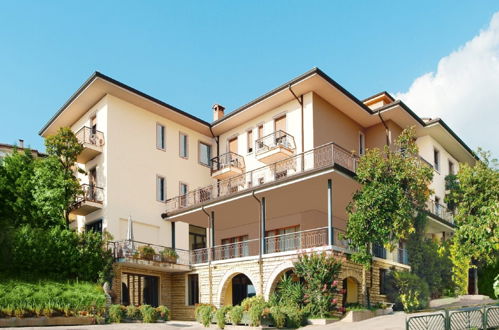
top-left (232, 274), bottom-right (255, 306)
top-left (229, 137), bottom-right (238, 154)
top-left (122, 273), bottom-right (159, 307)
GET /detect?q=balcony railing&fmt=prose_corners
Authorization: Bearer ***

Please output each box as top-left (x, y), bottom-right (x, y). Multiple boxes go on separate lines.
top-left (165, 142), bottom-right (358, 214)
top-left (255, 130), bottom-right (296, 155)
top-left (210, 152), bottom-right (245, 175)
top-left (187, 227), bottom-right (408, 265)
top-left (108, 240), bottom-right (190, 266)
top-left (427, 200), bottom-right (454, 224)
top-left (75, 126), bottom-right (105, 147)
top-left (74, 184), bottom-right (104, 205)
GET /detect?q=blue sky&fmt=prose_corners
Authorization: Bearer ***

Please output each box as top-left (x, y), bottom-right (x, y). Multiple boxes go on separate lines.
top-left (0, 1), bottom-right (498, 154)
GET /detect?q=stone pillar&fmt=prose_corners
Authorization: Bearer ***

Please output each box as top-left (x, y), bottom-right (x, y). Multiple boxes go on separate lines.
top-left (327, 179), bottom-right (334, 245)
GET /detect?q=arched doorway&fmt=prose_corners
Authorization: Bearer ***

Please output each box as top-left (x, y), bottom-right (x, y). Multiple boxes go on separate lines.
top-left (225, 274), bottom-right (256, 306)
top-left (342, 277), bottom-right (360, 306)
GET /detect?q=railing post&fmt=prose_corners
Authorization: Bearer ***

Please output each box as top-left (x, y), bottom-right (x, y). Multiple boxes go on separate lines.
top-left (327, 179), bottom-right (334, 246)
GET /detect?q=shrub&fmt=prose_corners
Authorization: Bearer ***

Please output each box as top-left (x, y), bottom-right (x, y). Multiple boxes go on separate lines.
top-left (0, 277), bottom-right (106, 318)
top-left (156, 305), bottom-right (169, 321)
top-left (160, 248), bottom-right (178, 262)
top-left (126, 305), bottom-right (140, 320)
top-left (196, 304), bottom-right (214, 327)
top-left (270, 305), bottom-right (286, 328)
top-left (477, 260), bottom-right (499, 299)
top-left (386, 270), bottom-right (430, 312)
top-left (241, 295), bottom-right (267, 327)
top-left (228, 305), bottom-right (243, 325)
top-left (138, 246), bottom-right (156, 260)
top-left (294, 251), bottom-right (342, 318)
top-left (215, 305), bottom-right (231, 329)
top-left (139, 304), bottom-right (158, 323)
top-left (241, 295), bottom-right (266, 311)
top-left (282, 305), bottom-right (304, 328)
top-left (108, 305), bottom-right (124, 323)
top-left (494, 274), bottom-right (499, 298)
top-left (274, 274), bottom-right (304, 307)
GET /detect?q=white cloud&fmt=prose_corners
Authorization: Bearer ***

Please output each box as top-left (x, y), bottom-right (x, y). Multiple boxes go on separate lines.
top-left (395, 12), bottom-right (499, 158)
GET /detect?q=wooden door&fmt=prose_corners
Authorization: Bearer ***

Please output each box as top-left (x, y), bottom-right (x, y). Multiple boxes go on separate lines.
top-left (228, 137), bottom-right (238, 154)
top-left (274, 115), bottom-right (286, 132)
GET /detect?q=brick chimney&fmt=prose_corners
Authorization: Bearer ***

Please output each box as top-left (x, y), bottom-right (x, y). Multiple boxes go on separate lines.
top-left (18, 139), bottom-right (24, 148)
top-left (212, 104), bottom-right (225, 121)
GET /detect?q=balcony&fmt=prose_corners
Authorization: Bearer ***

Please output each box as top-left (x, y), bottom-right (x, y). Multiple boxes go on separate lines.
top-left (70, 184), bottom-right (104, 216)
top-left (108, 240), bottom-right (190, 272)
top-left (427, 200), bottom-right (454, 224)
top-left (75, 127), bottom-right (105, 163)
top-left (187, 227), bottom-right (409, 266)
top-left (166, 142), bottom-right (357, 214)
top-left (210, 152), bottom-right (245, 180)
top-left (255, 130), bottom-right (296, 164)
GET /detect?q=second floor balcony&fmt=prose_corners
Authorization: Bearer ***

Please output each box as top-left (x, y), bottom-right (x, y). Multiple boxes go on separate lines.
top-left (427, 200), bottom-right (454, 224)
top-left (210, 152), bottom-right (245, 180)
top-left (70, 184), bottom-right (104, 216)
top-left (75, 126), bottom-right (105, 163)
top-left (255, 130), bottom-right (296, 164)
top-left (165, 142), bottom-right (358, 214)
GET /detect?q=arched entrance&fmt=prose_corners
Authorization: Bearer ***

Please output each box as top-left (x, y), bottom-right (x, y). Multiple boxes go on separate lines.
top-left (342, 277), bottom-right (360, 306)
top-left (224, 274), bottom-right (256, 306)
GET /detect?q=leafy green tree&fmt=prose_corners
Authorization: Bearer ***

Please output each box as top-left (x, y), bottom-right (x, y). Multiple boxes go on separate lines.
top-left (445, 149), bottom-right (498, 293)
top-left (344, 127), bottom-right (433, 304)
top-left (0, 149), bottom-right (39, 228)
top-left (35, 127), bottom-right (84, 228)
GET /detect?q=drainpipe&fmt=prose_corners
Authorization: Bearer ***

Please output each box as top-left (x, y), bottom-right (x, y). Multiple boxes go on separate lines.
top-left (288, 85), bottom-right (304, 171)
top-left (209, 126), bottom-right (221, 197)
top-left (252, 191), bottom-right (264, 296)
top-left (377, 111), bottom-right (390, 146)
top-left (201, 206), bottom-right (213, 304)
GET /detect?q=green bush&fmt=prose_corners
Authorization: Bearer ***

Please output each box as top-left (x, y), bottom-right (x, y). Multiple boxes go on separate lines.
top-left (229, 305), bottom-right (243, 325)
top-left (294, 251), bottom-right (342, 318)
top-left (241, 296), bottom-right (267, 327)
top-left (386, 270), bottom-right (430, 312)
top-left (241, 295), bottom-right (266, 311)
top-left (0, 278), bottom-right (106, 318)
top-left (215, 305), bottom-right (231, 329)
top-left (274, 274), bottom-right (304, 307)
top-left (494, 274), bottom-right (499, 298)
top-left (108, 305), bottom-right (124, 323)
top-left (478, 261), bottom-right (499, 299)
top-left (270, 305), bottom-right (286, 328)
top-left (3, 225), bottom-right (113, 282)
top-left (139, 304), bottom-right (158, 323)
top-left (126, 305), bottom-right (141, 320)
top-left (156, 305), bottom-right (169, 321)
top-left (282, 305), bottom-right (304, 328)
top-left (196, 304), bottom-right (214, 327)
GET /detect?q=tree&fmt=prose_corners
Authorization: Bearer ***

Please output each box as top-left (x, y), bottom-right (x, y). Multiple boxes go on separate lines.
top-left (37, 127), bottom-right (84, 228)
top-left (345, 127), bottom-right (433, 303)
top-left (445, 149), bottom-right (499, 293)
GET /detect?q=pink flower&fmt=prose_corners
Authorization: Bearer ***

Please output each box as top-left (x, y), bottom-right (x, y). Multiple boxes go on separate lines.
top-left (332, 298), bottom-right (337, 304)
top-left (339, 307), bottom-right (346, 313)
top-left (332, 280), bottom-right (338, 287)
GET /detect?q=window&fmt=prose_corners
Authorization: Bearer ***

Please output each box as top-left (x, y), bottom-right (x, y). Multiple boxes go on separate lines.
top-left (221, 235), bottom-right (249, 259)
top-left (179, 133), bottom-right (188, 158)
top-left (199, 142), bottom-right (212, 166)
top-left (258, 124), bottom-right (264, 139)
top-left (156, 176), bottom-right (166, 202)
top-left (448, 160), bottom-right (454, 175)
top-left (379, 269), bottom-right (388, 295)
top-left (247, 130), bottom-right (253, 153)
top-left (187, 274), bottom-right (199, 305)
top-left (435, 196), bottom-right (441, 216)
top-left (266, 225), bottom-right (299, 253)
top-left (179, 182), bottom-right (188, 207)
top-left (86, 219), bottom-right (103, 233)
top-left (90, 115), bottom-right (97, 134)
top-left (359, 132), bottom-right (365, 156)
top-left (274, 115), bottom-right (286, 132)
top-left (156, 124), bottom-right (166, 150)
top-left (433, 148), bottom-right (440, 171)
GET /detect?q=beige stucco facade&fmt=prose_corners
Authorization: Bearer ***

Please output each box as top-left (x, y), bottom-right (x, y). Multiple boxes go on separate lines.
top-left (39, 68), bottom-right (476, 319)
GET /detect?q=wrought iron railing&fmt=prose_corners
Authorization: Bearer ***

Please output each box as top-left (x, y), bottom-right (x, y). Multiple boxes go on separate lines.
top-left (427, 200), bottom-right (454, 224)
top-left (255, 130), bottom-right (296, 155)
top-left (108, 239), bottom-right (190, 266)
top-left (165, 142), bottom-right (358, 214)
top-left (74, 184), bottom-right (104, 205)
top-left (210, 152), bottom-right (245, 175)
top-left (265, 227), bottom-right (328, 254)
top-left (75, 126), bottom-right (105, 147)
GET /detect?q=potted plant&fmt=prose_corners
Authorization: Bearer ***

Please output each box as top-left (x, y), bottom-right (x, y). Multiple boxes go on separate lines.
top-left (160, 248), bottom-right (178, 263)
top-left (138, 245), bottom-right (156, 260)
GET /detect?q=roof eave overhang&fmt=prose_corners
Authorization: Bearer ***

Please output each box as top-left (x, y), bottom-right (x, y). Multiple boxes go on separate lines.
top-left (39, 72), bottom-right (212, 137)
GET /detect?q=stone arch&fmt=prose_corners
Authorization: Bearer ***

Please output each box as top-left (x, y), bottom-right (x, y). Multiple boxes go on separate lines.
top-left (217, 270), bottom-right (259, 307)
top-left (263, 260), bottom-right (295, 300)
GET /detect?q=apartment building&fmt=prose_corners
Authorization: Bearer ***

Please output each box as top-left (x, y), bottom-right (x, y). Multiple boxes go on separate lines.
top-left (39, 68), bottom-right (476, 319)
top-left (0, 140), bottom-right (45, 161)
